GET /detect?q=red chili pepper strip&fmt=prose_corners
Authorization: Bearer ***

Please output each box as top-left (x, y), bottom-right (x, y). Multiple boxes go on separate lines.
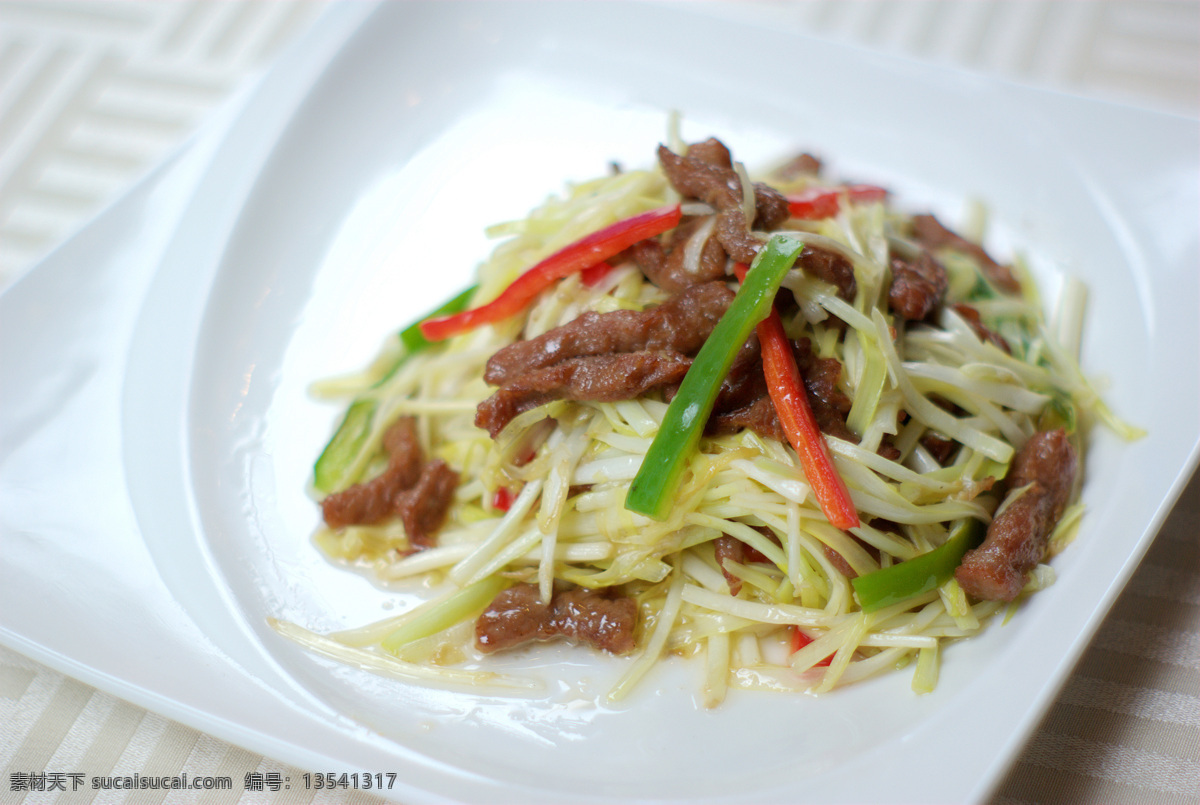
top-left (786, 188), bottom-right (841, 220)
top-left (420, 205), bottom-right (682, 341)
top-left (733, 263), bottom-right (860, 530)
top-left (580, 260), bottom-right (615, 287)
top-left (790, 626), bottom-right (833, 665)
top-left (786, 185), bottom-right (888, 220)
top-left (491, 486), bottom-right (515, 512)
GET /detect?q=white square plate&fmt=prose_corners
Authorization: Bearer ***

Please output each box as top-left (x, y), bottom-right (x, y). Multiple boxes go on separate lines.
top-left (1, 3), bottom-right (1196, 803)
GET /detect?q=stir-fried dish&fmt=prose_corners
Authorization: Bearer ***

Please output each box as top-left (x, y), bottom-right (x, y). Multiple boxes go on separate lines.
top-left (276, 135), bottom-right (1138, 704)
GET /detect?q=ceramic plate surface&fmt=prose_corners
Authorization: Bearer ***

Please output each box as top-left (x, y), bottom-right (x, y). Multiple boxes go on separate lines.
top-left (2, 3), bottom-right (1197, 803)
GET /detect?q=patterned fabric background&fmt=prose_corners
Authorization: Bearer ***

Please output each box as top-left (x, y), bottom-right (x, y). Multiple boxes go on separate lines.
top-left (1, 2), bottom-right (1197, 804)
top-left (0, 0), bottom-right (1196, 286)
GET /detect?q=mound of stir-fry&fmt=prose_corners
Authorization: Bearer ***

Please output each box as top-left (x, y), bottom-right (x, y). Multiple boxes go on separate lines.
top-left (277, 135), bottom-right (1137, 704)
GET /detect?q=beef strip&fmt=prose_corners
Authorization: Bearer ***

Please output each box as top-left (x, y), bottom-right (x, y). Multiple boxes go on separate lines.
top-left (871, 518), bottom-right (903, 536)
top-left (888, 250), bottom-right (948, 320)
top-left (685, 137), bottom-right (734, 168)
top-left (484, 280), bottom-right (734, 386)
top-left (877, 439), bottom-right (903, 461)
top-left (1006, 429), bottom-right (1077, 520)
top-left (713, 535), bottom-right (749, 595)
top-left (955, 428), bottom-right (1078, 601)
top-left (657, 141), bottom-right (789, 265)
top-left (817, 520), bottom-right (893, 579)
top-left (707, 337), bottom-right (855, 444)
top-left (475, 583), bottom-right (638, 655)
top-left (627, 218), bottom-right (728, 293)
top-left (798, 244), bottom-right (856, 302)
top-left (552, 587), bottom-right (638, 655)
top-left (713, 527), bottom-right (780, 595)
top-left (706, 337), bottom-right (906, 462)
top-left (773, 152), bottom-right (824, 182)
top-left (952, 303), bottom-right (1012, 354)
top-left (821, 544), bottom-right (858, 579)
top-left (804, 352), bottom-right (854, 436)
top-left (911, 214), bottom-right (1021, 294)
top-left (704, 335), bottom-right (766, 414)
top-left (476, 350), bottom-right (693, 437)
top-left (628, 138), bottom-right (744, 291)
top-left (825, 519), bottom-right (889, 578)
top-left (920, 432), bottom-right (960, 465)
top-left (708, 395), bottom-right (784, 441)
top-left (321, 417), bottom-right (459, 551)
top-left (394, 459), bottom-right (459, 550)
top-left (680, 138), bottom-right (790, 232)
top-left (321, 417), bottom-right (424, 529)
top-left (646, 217), bottom-right (731, 292)
top-left (474, 583), bottom-right (549, 653)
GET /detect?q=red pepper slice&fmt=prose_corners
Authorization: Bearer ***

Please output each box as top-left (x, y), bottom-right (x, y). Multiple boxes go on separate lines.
top-left (420, 204), bottom-right (682, 341)
top-left (790, 626), bottom-right (834, 665)
top-left (786, 188), bottom-right (841, 220)
top-left (491, 486), bottom-right (515, 512)
top-left (580, 260), bottom-right (615, 287)
top-left (733, 263), bottom-right (860, 530)
top-left (786, 185), bottom-right (888, 220)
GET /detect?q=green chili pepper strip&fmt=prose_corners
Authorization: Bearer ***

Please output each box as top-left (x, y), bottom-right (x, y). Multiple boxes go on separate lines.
top-left (313, 399), bottom-right (376, 494)
top-left (312, 285), bottom-right (477, 493)
top-left (624, 235), bottom-right (805, 520)
top-left (852, 518), bottom-right (985, 612)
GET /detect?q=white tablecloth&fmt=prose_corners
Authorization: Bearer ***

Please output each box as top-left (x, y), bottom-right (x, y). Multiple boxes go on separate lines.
top-left (2, 3), bottom-right (1197, 803)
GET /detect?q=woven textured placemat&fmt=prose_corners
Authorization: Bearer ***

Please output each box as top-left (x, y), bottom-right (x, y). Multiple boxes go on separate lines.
top-left (1, 3), bottom-right (1197, 804)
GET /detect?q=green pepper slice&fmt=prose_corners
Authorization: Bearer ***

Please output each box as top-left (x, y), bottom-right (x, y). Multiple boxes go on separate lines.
top-left (851, 518), bottom-right (985, 612)
top-left (624, 235), bottom-right (805, 520)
